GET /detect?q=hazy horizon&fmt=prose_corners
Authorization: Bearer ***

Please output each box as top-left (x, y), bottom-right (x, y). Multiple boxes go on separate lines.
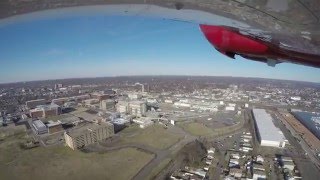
top-left (1, 74), bottom-right (319, 85)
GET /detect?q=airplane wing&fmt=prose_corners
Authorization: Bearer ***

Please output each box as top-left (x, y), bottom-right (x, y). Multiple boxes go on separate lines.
top-left (200, 24), bottom-right (320, 68)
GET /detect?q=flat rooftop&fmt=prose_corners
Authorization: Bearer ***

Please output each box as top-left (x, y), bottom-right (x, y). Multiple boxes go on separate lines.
top-left (253, 109), bottom-right (285, 142)
top-left (32, 120), bottom-right (46, 129)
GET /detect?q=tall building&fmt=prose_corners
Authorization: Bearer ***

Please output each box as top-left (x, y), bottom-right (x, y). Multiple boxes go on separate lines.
top-left (100, 99), bottom-right (116, 111)
top-left (64, 122), bottom-right (114, 150)
top-left (54, 83), bottom-right (63, 90)
top-left (128, 101), bottom-right (146, 117)
top-left (116, 101), bottom-right (129, 114)
top-left (26, 99), bottom-right (47, 109)
top-left (116, 101), bottom-right (146, 117)
top-left (30, 104), bottom-right (61, 118)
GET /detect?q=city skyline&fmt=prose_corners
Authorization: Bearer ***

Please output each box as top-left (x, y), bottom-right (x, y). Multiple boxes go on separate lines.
top-left (0, 13), bottom-right (320, 83)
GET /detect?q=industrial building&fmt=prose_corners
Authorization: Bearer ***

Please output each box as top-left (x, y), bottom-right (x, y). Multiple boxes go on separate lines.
top-left (64, 122), bottom-right (114, 150)
top-left (252, 109), bottom-right (286, 148)
top-left (26, 99), bottom-right (47, 109)
top-left (30, 104), bottom-right (61, 118)
top-left (100, 99), bottom-right (116, 111)
top-left (32, 120), bottom-right (48, 134)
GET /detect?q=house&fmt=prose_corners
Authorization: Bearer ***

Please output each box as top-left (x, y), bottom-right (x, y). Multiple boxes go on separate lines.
top-left (253, 163), bottom-right (265, 171)
top-left (255, 155), bottom-right (264, 163)
top-left (253, 169), bottom-right (266, 180)
top-left (231, 153), bottom-right (240, 159)
top-left (283, 161), bottom-right (295, 171)
top-left (229, 168), bottom-right (242, 178)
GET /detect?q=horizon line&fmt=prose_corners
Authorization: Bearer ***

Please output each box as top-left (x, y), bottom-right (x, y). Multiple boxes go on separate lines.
top-left (1, 74), bottom-right (319, 85)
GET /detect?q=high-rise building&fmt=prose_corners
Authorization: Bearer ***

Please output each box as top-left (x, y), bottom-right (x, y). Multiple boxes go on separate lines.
top-left (100, 99), bottom-right (116, 111)
top-left (54, 83), bottom-right (63, 90)
top-left (29, 104), bottom-right (61, 118)
top-left (128, 101), bottom-right (146, 117)
top-left (64, 122), bottom-right (114, 150)
top-left (116, 101), bottom-right (129, 114)
top-left (116, 101), bottom-right (146, 117)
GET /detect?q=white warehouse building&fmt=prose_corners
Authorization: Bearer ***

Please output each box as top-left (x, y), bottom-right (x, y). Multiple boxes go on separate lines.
top-left (252, 109), bottom-right (286, 148)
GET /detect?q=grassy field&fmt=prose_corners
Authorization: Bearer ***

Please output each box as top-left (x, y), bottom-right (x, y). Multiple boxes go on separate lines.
top-left (69, 107), bottom-right (88, 114)
top-left (0, 133), bottom-right (154, 180)
top-left (0, 124), bottom-right (26, 138)
top-left (180, 122), bottom-right (215, 136)
top-left (119, 124), bottom-right (182, 150)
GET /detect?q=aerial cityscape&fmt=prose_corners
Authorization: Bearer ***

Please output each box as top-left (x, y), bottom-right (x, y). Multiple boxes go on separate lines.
top-left (0, 76), bottom-right (320, 180)
top-left (1, 1), bottom-right (320, 180)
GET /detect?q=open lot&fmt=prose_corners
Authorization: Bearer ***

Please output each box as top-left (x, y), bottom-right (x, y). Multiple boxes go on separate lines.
top-left (69, 107), bottom-right (88, 114)
top-left (118, 124), bottom-right (183, 150)
top-left (0, 133), bottom-right (154, 180)
top-left (180, 122), bottom-right (215, 136)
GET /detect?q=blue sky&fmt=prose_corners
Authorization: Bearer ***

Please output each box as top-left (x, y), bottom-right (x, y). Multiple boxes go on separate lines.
top-left (0, 14), bottom-right (319, 83)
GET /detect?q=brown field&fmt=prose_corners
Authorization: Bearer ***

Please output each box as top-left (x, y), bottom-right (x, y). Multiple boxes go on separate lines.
top-left (0, 133), bottom-right (154, 180)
